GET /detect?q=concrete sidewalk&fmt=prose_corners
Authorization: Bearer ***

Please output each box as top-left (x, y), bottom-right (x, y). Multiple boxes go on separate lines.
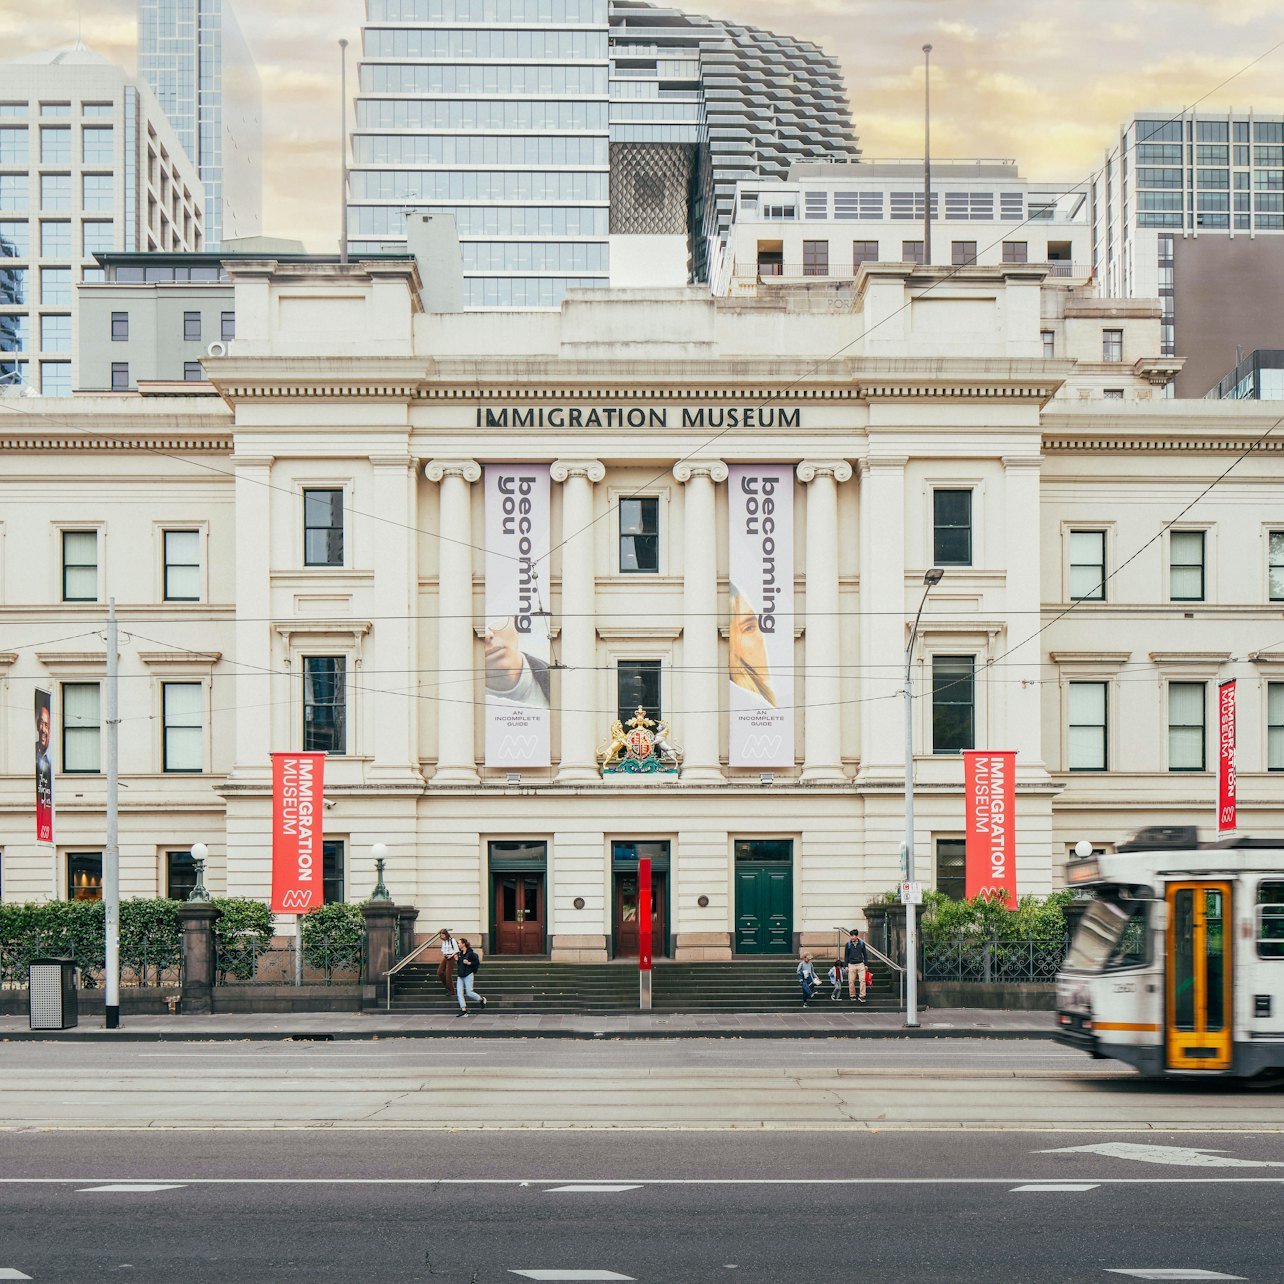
top-left (0, 1006), bottom-right (1057, 1042)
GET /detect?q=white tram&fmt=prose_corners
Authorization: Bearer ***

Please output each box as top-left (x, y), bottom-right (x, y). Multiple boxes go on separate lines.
top-left (1056, 827), bottom-right (1284, 1078)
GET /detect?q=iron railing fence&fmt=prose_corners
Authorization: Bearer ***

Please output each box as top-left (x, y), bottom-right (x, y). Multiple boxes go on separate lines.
top-left (0, 933), bottom-right (180, 989)
top-left (216, 937), bottom-right (364, 987)
top-left (922, 935), bottom-right (1070, 984)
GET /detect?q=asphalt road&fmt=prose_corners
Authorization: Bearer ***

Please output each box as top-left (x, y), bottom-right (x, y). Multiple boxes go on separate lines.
top-left (2, 1040), bottom-right (1282, 1282)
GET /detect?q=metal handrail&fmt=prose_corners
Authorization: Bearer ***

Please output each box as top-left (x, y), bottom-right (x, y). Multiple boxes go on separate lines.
top-left (832, 925), bottom-right (906, 1008)
top-left (385, 930), bottom-right (443, 1010)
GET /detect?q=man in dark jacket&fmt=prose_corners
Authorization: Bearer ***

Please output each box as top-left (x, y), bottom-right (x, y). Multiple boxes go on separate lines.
top-left (844, 930), bottom-right (869, 1004)
top-left (454, 938), bottom-right (487, 1017)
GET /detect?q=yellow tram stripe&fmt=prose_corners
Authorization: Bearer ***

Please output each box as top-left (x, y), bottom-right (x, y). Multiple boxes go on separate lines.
top-left (1094, 1022), bottom-right (1161, 1032)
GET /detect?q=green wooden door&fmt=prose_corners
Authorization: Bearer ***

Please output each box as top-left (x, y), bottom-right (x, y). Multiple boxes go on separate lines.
top-left (735, 865), bottom-right (793, 954)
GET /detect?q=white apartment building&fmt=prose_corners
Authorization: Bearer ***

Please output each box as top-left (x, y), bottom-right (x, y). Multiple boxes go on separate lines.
top-left (0, 47), bottom-right (204, 396)
top-left (713, 160), bottom-right (1089, 297)
top-left (0, 262), bottom-right (1280, 964)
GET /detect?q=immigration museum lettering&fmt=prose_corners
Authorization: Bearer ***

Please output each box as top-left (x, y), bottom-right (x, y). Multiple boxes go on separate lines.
top-left (476, 405), bottom-right (802, 429)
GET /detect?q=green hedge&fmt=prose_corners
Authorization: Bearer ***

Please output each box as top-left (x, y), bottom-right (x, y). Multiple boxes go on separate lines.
top-left (872, 888), bottom-right (1078, 946)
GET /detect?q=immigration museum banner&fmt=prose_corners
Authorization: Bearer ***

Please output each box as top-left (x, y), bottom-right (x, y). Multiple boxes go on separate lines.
top-left (963, 750), bottom-right (1018, 908)
top-left (484, 464), bottom-right (552, 768)
top-left (271, 751), bottom-right (325, 914)
top-left (1217, 679), bottom-right (1237, 835)
top-left (728, 465), bottom-right (794, 767)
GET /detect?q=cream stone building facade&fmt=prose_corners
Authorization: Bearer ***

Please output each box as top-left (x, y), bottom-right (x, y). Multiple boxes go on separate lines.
top-left (1, 260), bottom-right (1281, 960)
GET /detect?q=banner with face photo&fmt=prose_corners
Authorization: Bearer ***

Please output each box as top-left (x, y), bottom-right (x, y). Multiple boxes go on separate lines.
top-left (35, 688), bottom-right (53, 843)
top-left (484, 465), bottom-right (552, 768)
top-left (728, 465), bottom-right (794, 767)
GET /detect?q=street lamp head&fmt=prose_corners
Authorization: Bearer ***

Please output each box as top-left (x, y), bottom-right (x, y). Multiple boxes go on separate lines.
top-left (339, 37), bottom-right (348, 48)
top-left (1074, 839), bottom-right (1095, 859)
top-left (924, 567), bottom-right (944, 586)
top-left (923, 43), bottom-right (933, 55)
top-left (190, 842), bottom-right (208, 862)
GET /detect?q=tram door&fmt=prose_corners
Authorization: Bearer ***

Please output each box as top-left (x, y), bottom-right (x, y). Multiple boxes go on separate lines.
top-left (1165, 882), bottom-right (1233, 1072)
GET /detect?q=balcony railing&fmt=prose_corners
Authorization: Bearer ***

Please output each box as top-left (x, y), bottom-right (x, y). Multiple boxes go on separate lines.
top-left (734, 260), bottom-right (1092, 282)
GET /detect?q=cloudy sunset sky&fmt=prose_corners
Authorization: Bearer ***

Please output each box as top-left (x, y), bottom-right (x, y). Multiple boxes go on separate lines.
top-left (3, 0), bottom-right (1282, 249)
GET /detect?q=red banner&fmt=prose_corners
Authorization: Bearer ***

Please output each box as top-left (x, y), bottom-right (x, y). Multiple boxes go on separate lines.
top-left (964, 750), bottom-right (1017, 909)
top-left (35, 688), bottom-right (53, 844)
top-left (271, 752), bottom-right (326, 914)
top-left (638, 856), bottom-right (653, 972)
top-left (1218, 680), bottom-right (1236, 835)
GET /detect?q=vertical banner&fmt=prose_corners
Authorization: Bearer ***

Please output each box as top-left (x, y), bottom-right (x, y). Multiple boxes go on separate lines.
top-left (1218, 679), bottom-right (1237, 835)
top-left (270, 751), bottom-right (326, 914)
top-left (484, 465), bottom-right (552, 768)
top-left (728, 465), bottom-right (794, 766)
top-left (638, 856), bottom-right (653, 972)
top-left (34, 688), bottom-right (53, 844)
top-left (963, 750), bottom-right (1018, 909)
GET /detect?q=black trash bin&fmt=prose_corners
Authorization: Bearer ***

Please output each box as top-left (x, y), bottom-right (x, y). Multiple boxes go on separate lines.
top-left (29, 957), bottom-right (78, 1030)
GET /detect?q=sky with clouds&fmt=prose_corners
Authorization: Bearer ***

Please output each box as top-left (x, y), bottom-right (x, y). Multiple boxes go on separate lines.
top-left (4, 0), bottom-right (1282, 249)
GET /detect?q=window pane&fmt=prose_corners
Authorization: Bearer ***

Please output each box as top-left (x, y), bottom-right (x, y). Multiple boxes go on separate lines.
top-left (932, 656), bottom-right (975, 754)
top-left (303, 488), bottom-right (343, 566)
top-left (323, 840), bottom-right (345, 904)
top-left (1069, 564), bottom-right (1104, 600)
top-left (68, 852), bottom-right (103, 901)
top-left (619, 497), bottom-right (658, 572)
top-left (617, 659), bottom-right (661, 726)
top-left (163, 682), bottom-right (203, 771)
top-left (63, 682), bottom-right (101, 772)
top-left (1269, 683), bottom-right (1284, 771)
top-left (166, 850), bottom-right (197, 901)
top-left (933, 490), bottom-right (972, 566)
top-left (1069, 681), bottom-right (1106, 723)
top-left (1171, 530), bottom-right (1204, 560)
top-left (1269, 531), bottom-right (1283, 600)
top-left (1170, 566), bottom-right (1203, 600)
top-left (304, 656), bottom-right (346, 753)
top-left (63, 530), bottom-right (97, 600)
top-left (936, 838), bottom-right (966, 900)
top-left (1168, 683), bottom-right (1205, 770)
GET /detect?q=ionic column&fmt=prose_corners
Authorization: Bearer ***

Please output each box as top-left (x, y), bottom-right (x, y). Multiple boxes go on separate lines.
top-left (673, 459), bottom-right (728, 783)
top-left (797, 460), bottom-right (853, 782)
top-left (424, 459), bottom-right (482, 784)
top-left (551, 459), bottom-right (606, 782)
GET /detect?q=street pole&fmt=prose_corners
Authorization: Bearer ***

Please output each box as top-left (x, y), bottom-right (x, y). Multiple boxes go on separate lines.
top-left (339, 38), bottom-right (349, 264)
top-left (903, 568), bottom-right (943, 1029)
top-left (922, 43), bottom-right (933, 266)
top-left (104, 598), bottom-right (120, 1029)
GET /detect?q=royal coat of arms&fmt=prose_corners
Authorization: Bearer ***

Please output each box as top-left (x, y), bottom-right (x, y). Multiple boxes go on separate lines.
top-left (597, 706), bottom-right (682, 775)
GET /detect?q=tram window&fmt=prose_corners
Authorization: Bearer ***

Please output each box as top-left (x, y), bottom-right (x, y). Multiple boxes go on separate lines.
top-left (1064, 897), bottom-right (1148, 971)
top-left (1256, 881), bottom-right (1284, 959)
top-left (1109, 906), bottom-right (1150, 968)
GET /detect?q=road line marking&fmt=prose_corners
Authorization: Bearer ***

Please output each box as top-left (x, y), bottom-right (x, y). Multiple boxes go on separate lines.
top-left (0, 1271), bottom-right (33, 1280)
top-left (1040, 1142), bottom-right (1284, 1169)
top-left (1104, 1272), bottom-right (1246, 1281)
top-left (510, 1273), bottom-right (636, 1282)
top-left (0, 1176), bottom-right (1281, 1187)
top-left (77, 1184), bottom-right (187, 1193)
top-left (546, 1185), bottom-right (642, 1194)
top-left (1010, 1183), bottom-right (1100, 1192)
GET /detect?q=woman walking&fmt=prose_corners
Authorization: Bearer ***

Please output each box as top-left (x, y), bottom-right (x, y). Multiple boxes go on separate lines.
top-left (454, 937), bottom-right (487, 1017)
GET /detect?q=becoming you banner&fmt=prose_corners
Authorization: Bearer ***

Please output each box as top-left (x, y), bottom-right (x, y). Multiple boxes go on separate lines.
top-left (484, 465), bottom-right (551, 768)
top-left (728, 465), bottom-right (794, 767)
top-left (271, 752), bottom-right (325, 914)
top-left (963, 750), bottom-right (1017, 908)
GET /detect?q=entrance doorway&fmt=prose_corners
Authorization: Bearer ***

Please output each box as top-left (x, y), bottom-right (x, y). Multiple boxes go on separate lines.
top-left (489, 840), bottom-right (547, 956)
top-left (611, 840), bottom-right (670, 959)
top-left (1165, 881), bottom-right (1232, 1072)
top-left (734, 839), bottom-right (793, 954)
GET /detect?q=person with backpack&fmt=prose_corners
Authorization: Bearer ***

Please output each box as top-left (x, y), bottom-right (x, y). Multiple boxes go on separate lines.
top-left (454, 937), bottom-right (487, 1017)
top-left (796, 953), bottom-right (818, 1007)
top-left (437, 928), bottom-right (459, 994)
top-left (844, 929), bottom-right (869, 1004)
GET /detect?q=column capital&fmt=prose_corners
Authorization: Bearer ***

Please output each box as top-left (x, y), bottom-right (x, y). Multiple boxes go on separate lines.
top-left (797, 459), bottom-right (853, 484)
top-left (424, 459), bottom-right (481, 484)
top-left (551, 459), bottom-right (606, 484)
top-left (672, 459), bottom-right (728, 484)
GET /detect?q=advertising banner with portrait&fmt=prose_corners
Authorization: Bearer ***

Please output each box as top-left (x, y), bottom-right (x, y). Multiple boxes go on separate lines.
top-left (35, 688), bottom-right (53, 844)
top-left (271, 751), bottom-right (325, 914)
top-left (728, 465), bottom-right (794, 767)
top-left (964, 750), bottom-right (1018, 908)
top-left (484, 464), bottom-right (552, 768)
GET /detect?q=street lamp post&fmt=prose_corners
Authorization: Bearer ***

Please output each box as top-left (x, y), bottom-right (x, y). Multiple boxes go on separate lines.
top-left (370, 842), bottom-right (393, 903)
top-left (187, 841), bottom-right (210, 902)
top-left (904, 567), bottom-right (944, 1028)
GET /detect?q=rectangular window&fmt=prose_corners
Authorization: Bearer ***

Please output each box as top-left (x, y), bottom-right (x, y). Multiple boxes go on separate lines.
top-left (902, 239), bottom-right (924, 265)
top-left (935, 838), bottom-right (966, 900)
top-left (1041, 329), bottom-right (1055, 358)
top-left (110, 311), bottom-right (128, 341)
top-left (302, 488), bottom-right (344, 566)
top-left (619, 496), bottom-right (659, 573)
top-left (183, 311), bottom-right (201, 342)
top-left (40, 126), bottom-right (70, 164)
top-left (162, 682), bottom-right (203, 772)
top-left (0, 219), bottom-right (29, 256)
top-left (40, 361), bottom-right (70, 395)
top-left (323, 840), bottom-right (345, 904)
top-left (110, 361), bottom-right (129, 391)
top-left (1103, 328), bottom-right (1124, 362)
top-left (951, 240), bottom-right (977, 266)
top-left (1103, 388), bottom-right (1125, 400)
top-left (303, 656), bottom-right (346, 754)
top-left (932, 489), bottom-right (972, 566)
top-left (1168, 682), bottom-right (1206, 771)
top-left (41, 219), bottom-right (69, 256)
top-left (81, 173), bottom-right (113, 212)
top-left (81, 125), bottom-right (113, 165)
top-left (1269, 531), bottom-right (1284, 601)
top-left (852, 240), bottom-right (879, 268)
top-left (0, 175), bottom-right (29, 211)
top-left (1269, 683), bottom-right (1284, 772)
top-left (1002, 241), bottom-right (1028, 263)
top-left (82, 220), bottom-right (113, 255)
top-left (164, 529), bottom-right (200, 601)
top-left (1068, 681), bottom-right (1108, 770)
top-left (1069, 530), bottom-right (1106, 601)
top-left (40, 173), bottom-right (70, 210)
top-left (67, 851), bottom-right (103, 901)
top-left (220, 311), bottom-right (235, 340)
top-left (40, 266), bottom-right (70, 304)
top-left (183, 361), bottom-right (203, 381)
top-left (62, 682), bottom-right (101, 773)
top-left (1170, 530), bottom-right (1206, 601)
top-left (617, 659), bottom-right (661, 727)
top-left (932, 656), bottom-right (975, 754)
top-left (61, 529), bottom-right (97, 601)
top-left (1256, 880), bottom-right (1284, 959)
top-left (40, 313), bottom-right (71, 352)
top-left (166, 849), bottom-right (197, 901)
top-left (802, 239), bottom-right (828, 276)
top-left (0, 126), bottom-right (27, 164)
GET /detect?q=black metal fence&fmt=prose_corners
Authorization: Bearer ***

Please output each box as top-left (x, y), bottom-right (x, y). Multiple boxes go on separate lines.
top-left (0, 934), bottom-right (180, 989)
top-left (216, 936), bottom-right (364, 986)
top-left (922, 935), bottom-right (1069, 984)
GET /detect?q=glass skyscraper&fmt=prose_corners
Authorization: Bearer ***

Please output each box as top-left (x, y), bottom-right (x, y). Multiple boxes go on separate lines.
top-left (137, 0), bottom-right (262, 246)
top-left (348, 0), bottom-right (857, 307)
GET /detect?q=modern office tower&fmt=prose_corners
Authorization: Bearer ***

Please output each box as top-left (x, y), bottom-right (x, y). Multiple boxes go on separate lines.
top-left (1206, 349), bottom-right (1284, 400)
top-left (347, 0), bottom-right (858, 307)
top-left (137, 0), bottom-right (262, 247)
top-left (1091, 111), bottom-right (1284, 396)
top-left (0, 47), bottom-right (204, 396)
